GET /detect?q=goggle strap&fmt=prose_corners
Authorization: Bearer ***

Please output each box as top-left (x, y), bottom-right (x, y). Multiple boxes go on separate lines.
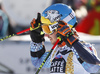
top-left (49, 23), bottom-right (58, 32)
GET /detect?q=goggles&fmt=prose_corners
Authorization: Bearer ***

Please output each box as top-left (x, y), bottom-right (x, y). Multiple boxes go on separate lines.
top-left (42, 23), bottom-right (58, 34)
top-left (41, 16), bottom-right (58, 34)
top-left (42, 23), bottom-right (74, 35)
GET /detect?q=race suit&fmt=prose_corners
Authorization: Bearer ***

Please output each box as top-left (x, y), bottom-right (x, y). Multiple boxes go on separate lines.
top-left (30, 40), bottom-right (100, 74)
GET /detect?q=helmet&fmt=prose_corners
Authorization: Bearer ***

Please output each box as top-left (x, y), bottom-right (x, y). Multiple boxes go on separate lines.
top-left (41, 3), bottom-right (77, 34)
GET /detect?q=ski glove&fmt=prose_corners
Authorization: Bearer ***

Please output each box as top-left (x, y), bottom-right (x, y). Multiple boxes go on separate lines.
top-left (57, 21), bottom-right (78, 47)
top-left (30, 13), bottom-right (45, 43)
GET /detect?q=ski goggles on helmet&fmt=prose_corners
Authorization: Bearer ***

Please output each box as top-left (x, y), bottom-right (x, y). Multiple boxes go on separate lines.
top-left (41, 16), bottom-right (58, 34)
top-left (42, 23), bottom-right (58, 34)
top-left (41, 16), bottom-right (74, 34)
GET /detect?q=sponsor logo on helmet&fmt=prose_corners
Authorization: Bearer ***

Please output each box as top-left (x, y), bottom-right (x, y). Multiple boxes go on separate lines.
top-left (69, 13), bottom-right (74, 19)
top-left (45, 10), bottom-right (62, 23)
top-left (50, 23), bottom-right (58, 30)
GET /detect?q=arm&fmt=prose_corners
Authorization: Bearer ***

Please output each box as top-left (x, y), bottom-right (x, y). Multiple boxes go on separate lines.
top-left (73, 41), bottom-right (100, 64)
top-left (30, 41), bottom-right (51, 68)
top-left (57, 20), bottom-right (100, 64)
top-left (30, 13), bottom-right (51, 68)
top-left (73, 41), bottom-right (100, 73)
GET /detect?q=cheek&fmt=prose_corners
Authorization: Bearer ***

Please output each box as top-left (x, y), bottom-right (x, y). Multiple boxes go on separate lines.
top-left (54, 35), bottom-right (57, 40)
top-left (51, 36), bottom-right (57, 44)
top-left (52, 33), bottom-right (57, 41)
top-left (52, 36), bottom-right (57, 42)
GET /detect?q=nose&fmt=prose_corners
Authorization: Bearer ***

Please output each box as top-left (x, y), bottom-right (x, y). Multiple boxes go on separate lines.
top-left (45, 34), bottom-right (49, 37)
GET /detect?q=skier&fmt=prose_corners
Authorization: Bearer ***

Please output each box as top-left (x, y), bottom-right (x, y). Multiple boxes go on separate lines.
top-left (30, 3), bottom-right (100, 74)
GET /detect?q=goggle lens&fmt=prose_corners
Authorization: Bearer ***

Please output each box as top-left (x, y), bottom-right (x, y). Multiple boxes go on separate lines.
top-left (42, 24), bottom-right (52, 34)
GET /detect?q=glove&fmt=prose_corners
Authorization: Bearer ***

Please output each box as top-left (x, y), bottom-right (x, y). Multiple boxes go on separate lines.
top-left (57, 21), bottom-right (78, 47)
top-left (30, 13), bottom-right (45, 43)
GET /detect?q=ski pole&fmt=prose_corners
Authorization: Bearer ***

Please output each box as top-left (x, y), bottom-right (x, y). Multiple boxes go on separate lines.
top-left (0, 26), bottom-right (40, 41)
top-left (35, 37), bottom-right (61, 74)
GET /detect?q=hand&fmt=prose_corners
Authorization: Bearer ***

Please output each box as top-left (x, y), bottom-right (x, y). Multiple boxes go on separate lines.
top-left (30, 13), bottom-right (45, 43)
top-left (57, 21), bottom-right (78, 47)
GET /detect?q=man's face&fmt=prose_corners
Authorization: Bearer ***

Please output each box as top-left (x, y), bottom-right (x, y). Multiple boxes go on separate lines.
top-left (45, 31), bottom-right (57, 45)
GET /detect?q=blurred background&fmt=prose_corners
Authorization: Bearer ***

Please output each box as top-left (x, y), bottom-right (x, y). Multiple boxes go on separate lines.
top-left (0, 0), bottom-right (100, 74)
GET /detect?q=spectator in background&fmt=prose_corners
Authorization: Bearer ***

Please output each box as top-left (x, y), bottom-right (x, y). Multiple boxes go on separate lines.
top-left (0, 16), bottom-right (3, 34)
top-left (0, 10), bottom-right (9, 38)
top-left (51, 0), bottom-right (63, 4)
top-left (73, 0), bottom-right (87, 10)
top-left (75, 0), bottom-right (100, 35)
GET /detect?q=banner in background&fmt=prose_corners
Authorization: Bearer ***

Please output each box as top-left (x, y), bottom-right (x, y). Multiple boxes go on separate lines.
top-left (75, 7), bottom-right (100, 35)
